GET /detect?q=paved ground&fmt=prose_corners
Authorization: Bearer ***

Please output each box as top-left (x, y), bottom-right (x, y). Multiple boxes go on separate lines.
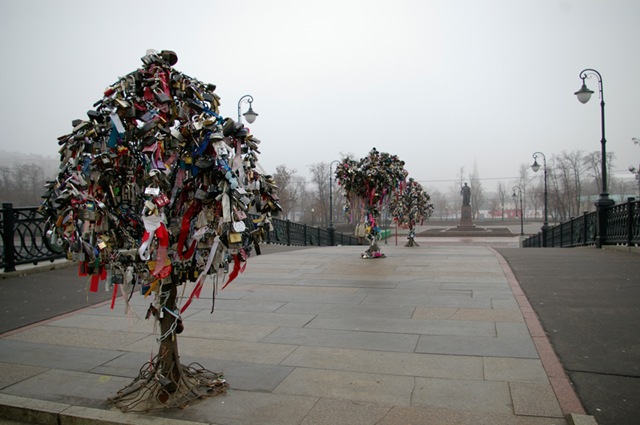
top-left (0, 233), bottom-right (634, 424)
top-left (495, 246), bottom-right (640, 425)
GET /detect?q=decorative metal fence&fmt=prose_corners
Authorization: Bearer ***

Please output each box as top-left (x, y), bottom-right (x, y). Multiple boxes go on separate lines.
top-left (1, 203), bottom-right (362, 272)
top-left (523, 198), bottom-right (640, 248)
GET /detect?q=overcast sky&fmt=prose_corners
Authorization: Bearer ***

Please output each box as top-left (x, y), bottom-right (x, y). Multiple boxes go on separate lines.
top-left (1, 0), bottom-right (639, 193)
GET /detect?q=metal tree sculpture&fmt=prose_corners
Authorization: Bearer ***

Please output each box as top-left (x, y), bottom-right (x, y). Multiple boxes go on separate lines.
top-left (389, 177), bottom-right (434, 247)
top-left (335, 148), bottom-right (407, 258)
top-left (39, 50), bottom-right (280, 411)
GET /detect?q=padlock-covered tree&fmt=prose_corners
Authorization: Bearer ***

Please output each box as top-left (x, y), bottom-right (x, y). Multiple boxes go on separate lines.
top-left (389, 177), bottom-right (434, 247)
top-left (40, 49), bottom-right (281, 411)
top-left (335, 148), bottom-right (407, 258)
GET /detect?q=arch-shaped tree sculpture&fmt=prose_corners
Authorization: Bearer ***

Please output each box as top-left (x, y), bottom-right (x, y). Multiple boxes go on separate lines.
top-left (389, 177), bottom-right (434, 247)
top-left (39, 50), bottom-right (280, 412)
top-left (335, 148), bottom-right (407, 258)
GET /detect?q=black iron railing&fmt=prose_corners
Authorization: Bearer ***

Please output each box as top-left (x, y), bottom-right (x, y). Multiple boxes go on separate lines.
top-left (523, 198), bottom-right (639, 248)
top-left (1, 203), bottom-right (361, 272)
top-left (1, 203), bottom-right (66, 272)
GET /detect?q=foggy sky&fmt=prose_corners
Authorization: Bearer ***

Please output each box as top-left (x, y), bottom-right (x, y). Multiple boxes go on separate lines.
top-left (1, 0), bottom-right (639, 193)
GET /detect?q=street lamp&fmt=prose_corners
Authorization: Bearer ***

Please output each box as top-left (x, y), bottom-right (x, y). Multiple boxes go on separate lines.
top-left (237, 95), bottom-right (258, 124)
top-left (531, 152), bottom-right (549, 247)
top-left (511, 186), bottom-right (524, 236)
top-left (575, 69), bottom-right (615, 247)
top-left (630, 138), bottom-right (640, 198)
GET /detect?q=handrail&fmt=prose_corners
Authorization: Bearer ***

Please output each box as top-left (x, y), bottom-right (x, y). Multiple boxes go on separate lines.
top-left (522, 198), bottom-right (639, 248)
top-left (1, 203), bottom-right (363, 272)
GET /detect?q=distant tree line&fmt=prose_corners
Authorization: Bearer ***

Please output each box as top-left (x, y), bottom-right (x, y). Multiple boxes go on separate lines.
top-left (0, 163), bottom-right (51, 207)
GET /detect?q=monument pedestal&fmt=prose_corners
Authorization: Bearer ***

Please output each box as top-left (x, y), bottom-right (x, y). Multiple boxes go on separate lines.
top-left (458, 205), bottom-right (476, 229)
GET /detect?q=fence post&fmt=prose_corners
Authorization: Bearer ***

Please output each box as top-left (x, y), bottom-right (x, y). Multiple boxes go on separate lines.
top-left (2, 203), bottom-right (17, 272)
top-left (627, 197), bottom-right (635, 248)
top-left (286, 219), bottom-right (291, 246)
top-left (303, 224), bottom-right (308, 246)
top-left (583, 211), bottom-right (588, 245)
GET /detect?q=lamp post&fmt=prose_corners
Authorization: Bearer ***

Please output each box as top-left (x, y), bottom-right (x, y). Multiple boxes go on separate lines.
top-left (511, 186), bottom-right (524, 236)
top-left (237, 95), bottom-right (258, 124)
top-left (328, 160), bottom-right (340, 246)
top-left (531, 152), bottom-right (548, 247)
top-left (630, 138), bottom-right (640, 199)
top-left (575, 69), bottom-right (615, 247)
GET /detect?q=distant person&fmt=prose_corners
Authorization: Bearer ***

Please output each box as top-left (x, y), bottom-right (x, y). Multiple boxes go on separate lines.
top-left (460, 183), bottom-right (471, 206)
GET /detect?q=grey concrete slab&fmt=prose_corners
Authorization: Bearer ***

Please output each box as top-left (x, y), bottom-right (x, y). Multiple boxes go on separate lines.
top-left (0, 363), bottom-right (48, 390)
top-left (305, 316), bottom-right (496, 337)
top-left (300, 398), bottom-right (390, 425)
top-left (377, 406), bottom-right (568, 425)
top-left (262, 327), bottom-right (420, 353)
top-left (188, 309), bottom-right (315, 328)
top-left (361, 292), bottom-right (493, 308)
top-left (412, 377), bottom-right (513, 414)
top-left (4, 325), bottom-right (147, 350)
top-left (1, 369), bottom-right (130, 409)
top-left (274, 368), bottom-right (415, 406)
top-left (0, 340), bottom-right (124, 372)
top-left (125, 335), bottom-right (298, 365)
top-left (416, 334), bottom-right (539, 358)
top-left (281, 346), bottom-right (484, 379)
top-left (510, 381), bottom-right (564, 418)
top-left (156, 390), bottom-right (318, 425)
top-left (483, 357), bottom-right (549, 383)
top-left (274, 302), bottom-right (415, 319)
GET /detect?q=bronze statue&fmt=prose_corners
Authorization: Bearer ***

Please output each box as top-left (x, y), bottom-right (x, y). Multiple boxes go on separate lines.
top-left (460, 183), bottom-right (471, 206)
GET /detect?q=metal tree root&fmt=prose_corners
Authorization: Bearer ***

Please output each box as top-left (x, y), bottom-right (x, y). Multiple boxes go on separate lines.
top-left (109, 355), bottom-right (228, 412)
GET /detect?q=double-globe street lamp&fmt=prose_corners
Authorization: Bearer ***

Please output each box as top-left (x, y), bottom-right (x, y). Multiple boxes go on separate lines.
top-left (531, 152), bottom-right (549, 247)
top-left (574, 68), bottom-right (615, 247)
top-left (237, 95), bottom-right (258, 124)
top-left (511, 186), bottom-right (524, 236)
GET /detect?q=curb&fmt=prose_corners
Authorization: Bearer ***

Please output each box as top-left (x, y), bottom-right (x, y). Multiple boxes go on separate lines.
top-left (0, 394), bottom-right (215, 425)
top-left (1, 259), bottom-right (74, 279)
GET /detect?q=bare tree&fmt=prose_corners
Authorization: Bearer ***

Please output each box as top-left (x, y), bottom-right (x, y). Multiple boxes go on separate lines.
top-left (309, 162), bottom-right (330, 226)
top-left (496, 181), bottom-right (508, 220)
top-left (272, 165), bottom-right (298, 220)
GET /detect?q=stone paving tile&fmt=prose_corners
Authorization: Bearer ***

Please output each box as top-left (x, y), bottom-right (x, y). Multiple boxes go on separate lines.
top-left (156, 389), bottom-right (319, 425)
top-left (42, 314), bottom-right (151, 333)
top-left (413, 306), bottom-right (524, 323)
top-left (262, 327), bottom-right (419, 353)
top-left (188, 309), bottom-right (315, 327)
top-left (126, 336), bottom-right (298, 365)
top-left (305, 316), bottom-right (496, 337)
top-left (412, 377), bottom-right (513, 414)
top-left (360, 293), bottom-right (493, 308)
top-left (483, 357), bottom-right (549, 382)
top-left (274, 302), bottom-right (415, 319)
top-left (416, 334), bottom-right (538, 358)
top-left (1, 369), bottom-right (130, 409)
top-left (300, 398), bottom-right (391, 425)
top-left (178, 321), bottom-right (278, 342)
top-left (510, 381), bottom-right (564, 418)
top-left (377, 406), bottom-right (568, 425)
top-left (0, 363), bottom-right (48, 390)
top-left (274, 368), bottom-right (414, 406)
top-left (281, 346), bottom-right (484, 380)
top-left (3, 325), bottom-right (147, 350)
top-left (0, 340), bottom-right (124, 372)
